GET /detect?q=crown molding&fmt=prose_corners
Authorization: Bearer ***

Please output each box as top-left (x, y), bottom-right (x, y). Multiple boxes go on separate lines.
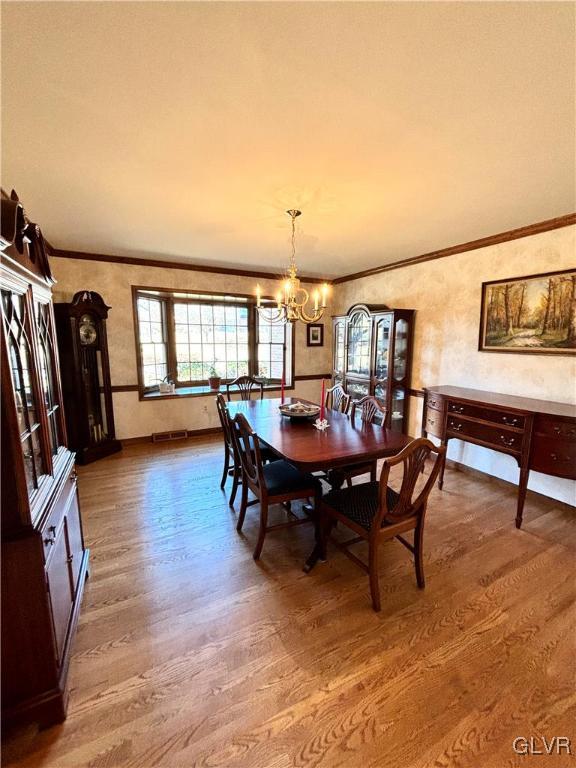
top-left (48, 212), bottom-right (575, 287)
top-left (50, 247), bottom-right (330, 285)
top-left (332, 213), bottom-right (576, 285)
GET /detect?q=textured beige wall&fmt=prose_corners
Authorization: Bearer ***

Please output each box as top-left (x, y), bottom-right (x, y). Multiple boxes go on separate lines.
top-left (51, 258), bottom-right (332, 438)
top-left (334, 225), bottom-right (576, 504)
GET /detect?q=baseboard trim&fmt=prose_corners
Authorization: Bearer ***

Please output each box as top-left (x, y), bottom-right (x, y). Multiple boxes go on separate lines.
top-left (446, 459), bottom-right (575, 510)
top-left (121, 426), bottom-right (221, 446)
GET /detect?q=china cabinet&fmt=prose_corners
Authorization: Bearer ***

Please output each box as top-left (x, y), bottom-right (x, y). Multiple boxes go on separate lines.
top-left (1, 190), bottom-right (89, 729)
top-left (332, 304), bottom-right (415, 432)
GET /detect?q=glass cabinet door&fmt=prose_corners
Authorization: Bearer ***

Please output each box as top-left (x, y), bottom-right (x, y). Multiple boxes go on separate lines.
top-left (346, 310), bottom-right (371, 376)
top-left (393, 318), bottom-right (409, 381)
top-left (36, 301), bottom-right (65, 457)
top-left (374, 315), bottom-right (391, 379)
top-left (333, 319), bottom-right (346, 385)
top-left (2, 289), bottom-right (47, 496)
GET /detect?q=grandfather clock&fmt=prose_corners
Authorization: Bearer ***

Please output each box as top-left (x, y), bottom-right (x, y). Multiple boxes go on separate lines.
top-left (55, 291), bottom-right (121, 464)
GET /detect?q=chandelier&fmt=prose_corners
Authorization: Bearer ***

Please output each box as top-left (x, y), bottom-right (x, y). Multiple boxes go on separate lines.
top-left (256, 209), bottom-right (329, 325)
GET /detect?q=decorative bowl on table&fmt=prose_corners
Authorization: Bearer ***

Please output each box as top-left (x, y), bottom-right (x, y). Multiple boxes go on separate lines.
top-left (279, 401), bottom-right (321, 420)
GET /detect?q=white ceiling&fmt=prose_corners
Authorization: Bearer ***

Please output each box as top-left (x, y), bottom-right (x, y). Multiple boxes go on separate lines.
top-left (2, 2), bottom-right (575, 278)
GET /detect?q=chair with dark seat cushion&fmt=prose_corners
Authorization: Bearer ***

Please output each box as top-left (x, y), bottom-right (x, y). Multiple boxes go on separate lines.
top-left (230, 412), bottom-right (322, 560)
top-left (226, 375), bottom-right (264, 401)
top-left (320, 437), bottom-right (445, 611)
top-left (341, 395), bottom-right (387, 487)
top-left (215, 393), bottom-right (278, 507)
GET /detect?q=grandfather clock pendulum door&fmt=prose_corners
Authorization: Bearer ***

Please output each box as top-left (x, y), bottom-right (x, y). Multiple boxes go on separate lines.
top-left (55, 291), bottom-right (122, 463)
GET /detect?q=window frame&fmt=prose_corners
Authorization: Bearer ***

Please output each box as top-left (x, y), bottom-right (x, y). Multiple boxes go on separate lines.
top-left (132, 285), bottom-right (295, 399)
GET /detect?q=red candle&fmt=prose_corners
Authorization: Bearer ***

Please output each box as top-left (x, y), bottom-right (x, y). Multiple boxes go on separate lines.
top-left (281, 373), bottom-right (285, 404)
top-left (320, 378), bottom-right (325, 421)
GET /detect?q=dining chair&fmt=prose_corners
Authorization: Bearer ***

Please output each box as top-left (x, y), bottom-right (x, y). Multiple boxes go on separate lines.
top-left (215, 394), bottom-right (279, 506)
top-left (226, 375), bottom-right (264, 401)
top-left (325, 383), bottom-right (351, 414)
top-left (342, 395), bottom-right (388, 486)
top-left (230, 412), bottom-right (322, 560)
top-left (320, 437), bottom-right (445, 611)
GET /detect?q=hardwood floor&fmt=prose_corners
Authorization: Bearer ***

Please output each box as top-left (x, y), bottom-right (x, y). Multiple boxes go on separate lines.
top-left (3, 437), bottom-right (575, 768)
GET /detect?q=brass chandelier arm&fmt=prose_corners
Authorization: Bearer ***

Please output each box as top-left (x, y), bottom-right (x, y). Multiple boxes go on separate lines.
top-left (294, 305), bottom-right (325, 323)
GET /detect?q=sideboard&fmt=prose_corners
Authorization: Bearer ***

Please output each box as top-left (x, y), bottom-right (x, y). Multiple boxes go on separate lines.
top-left (421, 385), bottom-right (576, 527)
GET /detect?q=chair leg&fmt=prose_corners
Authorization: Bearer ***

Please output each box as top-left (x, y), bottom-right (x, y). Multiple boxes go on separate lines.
top-left (253, 501), bottom-right (268, 560)
top-left (346, 476), bottom-right (353, 488)
top-left (414, 519), bottom-right (425, 589)
top-left (220, 446), bottom-right (230, 489)
top-left (236, 481), bottom-right (248, 532)
top-left (368, 540), bottom-right (381, 612)
top-left (370, 462), bottom-right (377, 483)
top-left (229, 466), bottom-right (240, 508)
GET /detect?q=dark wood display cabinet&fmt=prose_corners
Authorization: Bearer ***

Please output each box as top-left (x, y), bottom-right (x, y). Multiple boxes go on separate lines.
top-left (332, 304), bottom-right (415, 432)
top-left (422, 385), bottom-right (576, 527)
top-left (1, 190), bottom-right (89, 729)
top-left (55, 291), bottom-right (121, 464)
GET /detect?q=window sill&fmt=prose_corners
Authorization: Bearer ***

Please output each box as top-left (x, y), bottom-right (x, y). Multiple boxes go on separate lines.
top-left (140, 384), bottom-right (295, 402)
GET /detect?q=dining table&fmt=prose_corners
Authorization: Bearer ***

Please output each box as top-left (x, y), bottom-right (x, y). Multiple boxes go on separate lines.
top-left (226, 396), bottom-right (413, 570)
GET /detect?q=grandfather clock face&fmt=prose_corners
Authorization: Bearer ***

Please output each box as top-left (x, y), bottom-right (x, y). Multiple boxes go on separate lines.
top-left (78, 313), bottom-right (98, 346)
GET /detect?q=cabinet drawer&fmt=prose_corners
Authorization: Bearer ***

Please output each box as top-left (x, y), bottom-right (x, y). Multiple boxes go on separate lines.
top-left (446, 417), bottom-right (522, 453)
top-left (426, 394), bottom-right (444, 412)
top-left (42, 468), bottom-right (77, 562)
top-left (424, 407), bottom-right (443, 438)
top-left (530, 436), bottom-right (576, 479)
top-left (534, 415), bottom-right (576, 442)
top-left (446, 400), bottom-right (525, 430)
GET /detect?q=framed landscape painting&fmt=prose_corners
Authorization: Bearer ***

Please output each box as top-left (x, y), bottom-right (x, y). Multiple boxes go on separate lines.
top-left (479, 268), bottom-right (576, 354)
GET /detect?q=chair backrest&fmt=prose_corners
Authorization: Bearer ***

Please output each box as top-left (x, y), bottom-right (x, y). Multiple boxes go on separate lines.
top-left (215, 393), bottom-right (233, 449)
top-left (229, 412), bottom-right (264, 495)
top-left (374, 438), bottom-right (445, 529)
top-left (350, 395), bottom-right (387, 426)
top-left (226, 375), bottom-right (264, 402)
top-left (325, 384), bottom-right (351, 414)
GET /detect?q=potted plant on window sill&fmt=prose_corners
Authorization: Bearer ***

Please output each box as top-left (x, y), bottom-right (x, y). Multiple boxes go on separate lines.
top-left (158, 375), bottom-right (176, 395)
top-left (208, 366), bottom-right (221, 391)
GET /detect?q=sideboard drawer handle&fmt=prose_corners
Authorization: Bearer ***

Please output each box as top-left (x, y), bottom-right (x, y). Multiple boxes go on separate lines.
top-left (499, 435), bottom-right (516, 447)
top-left (550, 453), bottom-right (572, 462)
top-left (553, 425), bottom-right (576, 436)
top-left (450, 405), bottom-right (464, 414)
top-left (502, 416), bottom-right (518, 426)
top-left (449, 421), bottom-right (463, 432)
top-left (429, 399), bottom-right (437, 407)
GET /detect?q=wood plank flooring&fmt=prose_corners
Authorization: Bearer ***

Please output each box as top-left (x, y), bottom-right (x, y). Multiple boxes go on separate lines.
top-left (3, 437), bottom-right (575, 768)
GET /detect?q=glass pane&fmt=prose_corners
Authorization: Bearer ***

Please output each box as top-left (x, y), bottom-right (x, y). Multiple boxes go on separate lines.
top-left (36, 302), bottom-right (63, 455)
top-left (334, 320), bottom-right (345, 374)
top-left (347, 312), bottom-right (371, 375)
top-left (347, 380), bottom-right (369, 401)
top-left (375, 316), bottom-right (391, 380)
top-left (390, 387), bottom-right (406, 432)
top-left (393, 319), bottom-right (409, 380)
top-left (21, 435), bottom-right (37, 494)
top-left (138, 296), bottom-right (169, 387)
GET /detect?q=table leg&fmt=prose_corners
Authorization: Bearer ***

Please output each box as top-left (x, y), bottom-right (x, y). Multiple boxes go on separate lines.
top-left (516, 467), bottom-right (530, 529)
top-left (303, 471), bottom-right (344, 572)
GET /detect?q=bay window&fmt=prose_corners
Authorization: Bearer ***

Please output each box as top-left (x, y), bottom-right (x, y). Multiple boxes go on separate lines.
top-left (133, 288), bottom-right (293, 396)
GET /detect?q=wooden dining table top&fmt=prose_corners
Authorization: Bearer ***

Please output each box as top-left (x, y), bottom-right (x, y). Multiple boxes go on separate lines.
top-left (226, 397), bottom-right (412, 471)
